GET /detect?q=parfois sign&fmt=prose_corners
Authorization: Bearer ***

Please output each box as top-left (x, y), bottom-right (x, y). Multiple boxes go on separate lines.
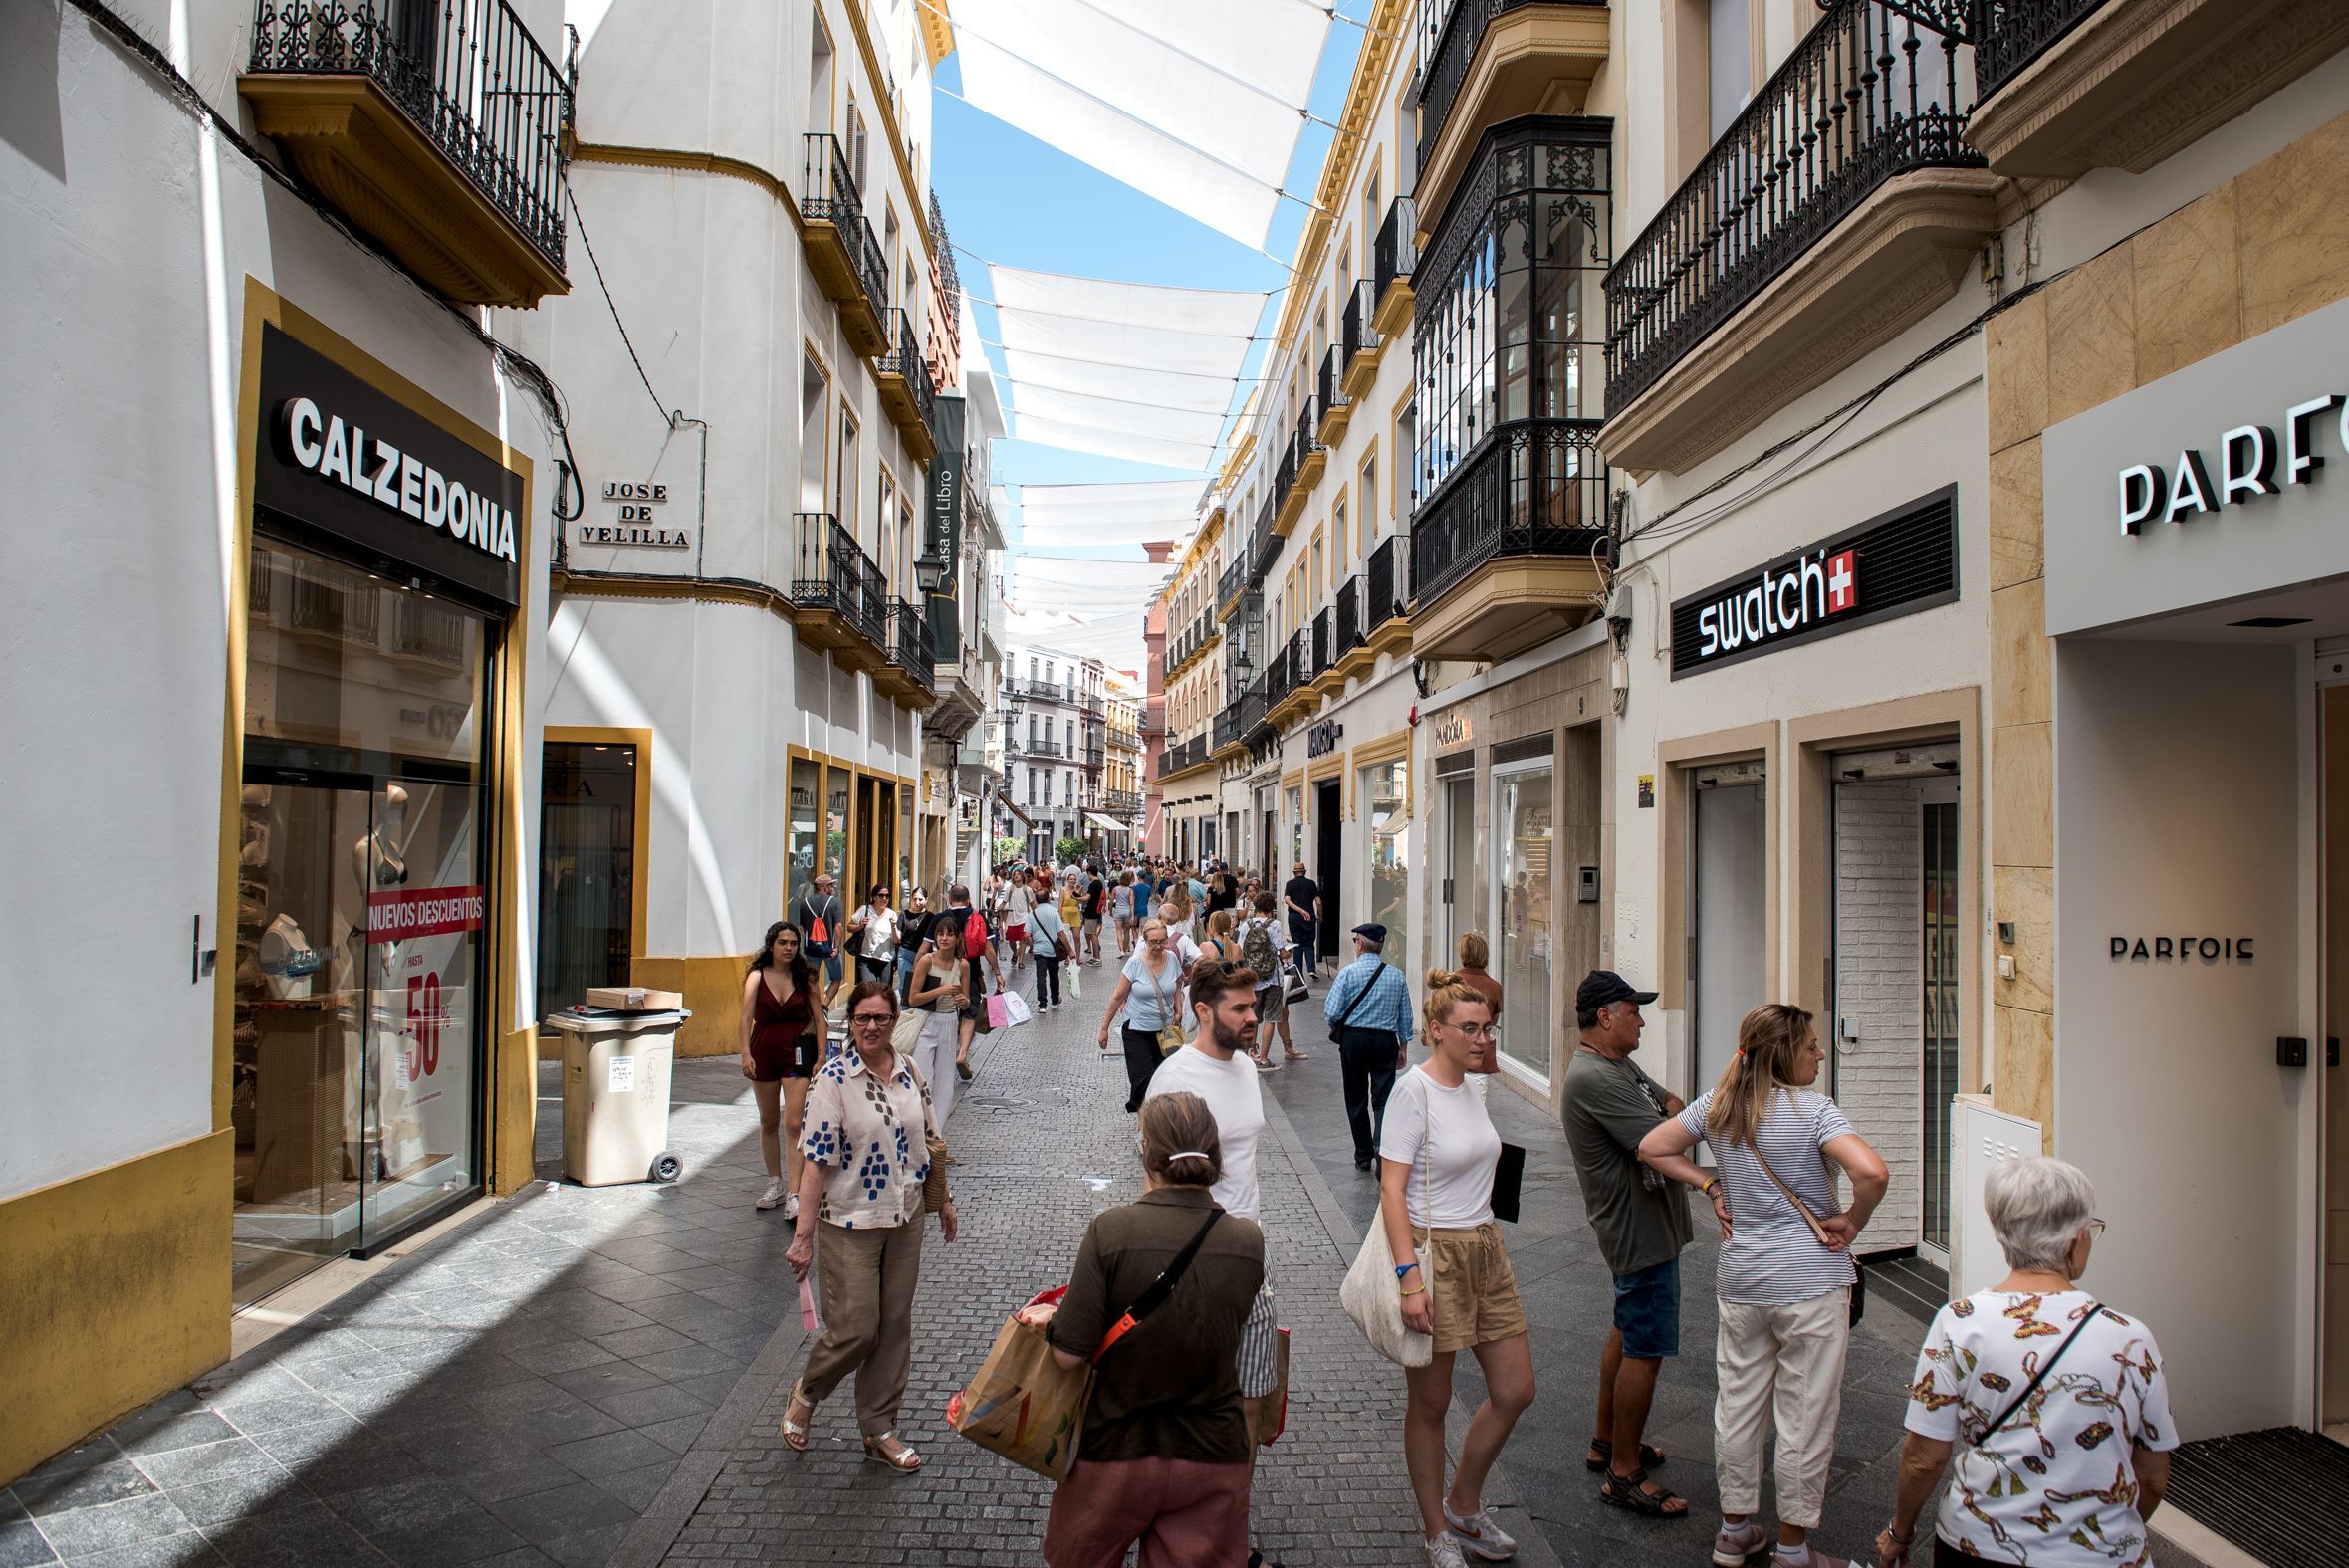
top-left (1669, 487), bottom-right (1957, 679)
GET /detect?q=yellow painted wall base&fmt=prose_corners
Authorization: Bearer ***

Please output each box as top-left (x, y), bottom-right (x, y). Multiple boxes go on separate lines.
top-left (492, 1025), bottom-right (540, 1196)
top-left (633, 955), bottom-right (756, 1058)
top-left (0, 1130), bottom-right (232, 1485)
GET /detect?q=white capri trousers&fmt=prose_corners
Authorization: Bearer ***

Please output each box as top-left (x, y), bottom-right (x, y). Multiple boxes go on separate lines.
top-left (911, 1008), bottom-right (961, 1126)
top-left (1713, 1286), bottom-right (1850, 1529)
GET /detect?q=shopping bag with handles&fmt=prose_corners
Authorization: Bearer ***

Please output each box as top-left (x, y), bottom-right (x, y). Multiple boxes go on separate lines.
top-left (1000, 989), bottom-right (1034, 1027)
top-left (946, 1288), bottom-right (1090, 1481)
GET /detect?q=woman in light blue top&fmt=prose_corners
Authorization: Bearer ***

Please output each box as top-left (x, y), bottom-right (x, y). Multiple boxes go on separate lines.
top-left (1095, 918), bottom-right (1183, 1114)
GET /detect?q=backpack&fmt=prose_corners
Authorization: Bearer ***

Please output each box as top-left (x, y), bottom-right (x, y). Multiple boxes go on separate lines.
top-left (963, 908), bottom-right (989, 955)
top-left (803, 897), bottom-right (831, 947)
top-left (1240, 916), bottom-right (1280, 984)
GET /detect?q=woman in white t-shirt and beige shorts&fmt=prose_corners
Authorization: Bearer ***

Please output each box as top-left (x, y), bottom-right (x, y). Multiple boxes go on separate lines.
top-left (1378, 972), bottom-right (1531, 1568)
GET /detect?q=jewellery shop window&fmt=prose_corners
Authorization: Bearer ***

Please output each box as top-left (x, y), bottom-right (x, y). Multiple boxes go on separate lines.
top-left (232, 535), bottom-right (494, 1304)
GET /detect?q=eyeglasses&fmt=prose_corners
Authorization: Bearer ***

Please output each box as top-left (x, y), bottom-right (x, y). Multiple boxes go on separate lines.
top-left (1450, 1022), bottom-right (1498, 1040)
top-left (850, 1012), bottom-right (895, 1029)
top-left (2085, 1218), bottom-right (2106, 1237)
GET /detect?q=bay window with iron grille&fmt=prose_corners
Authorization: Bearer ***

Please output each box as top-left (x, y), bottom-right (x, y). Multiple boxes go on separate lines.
top-left (1410, 118), bottom-right (1613, 662)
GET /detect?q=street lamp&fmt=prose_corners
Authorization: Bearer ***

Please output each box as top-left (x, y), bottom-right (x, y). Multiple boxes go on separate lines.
top-left (914, 553), bottom-right (948, 593)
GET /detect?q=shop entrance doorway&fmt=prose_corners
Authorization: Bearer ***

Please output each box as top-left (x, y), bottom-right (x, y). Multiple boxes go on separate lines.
top-left (1442, 773), bottom-right (1474, 974)
top-left (234, 539), bottom-right (491, 1308)
top-left (537, 742), bottom-right (637, 1022)
top-left (2324, 682), bottom-right (2349, 1436)
top-left (1315, 779), bottom-right (1343, 968)
top-left (1691, 764), bottom-right (1765, 1106)
top-left (1825, 743), bottom-right (1960, 1259)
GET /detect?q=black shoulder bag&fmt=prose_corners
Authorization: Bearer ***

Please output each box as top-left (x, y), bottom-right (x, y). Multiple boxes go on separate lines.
top-left (1326, 967), bottom-right (1378, 1046)
top-left (1093, 1209), bottom-right (1224, 1360)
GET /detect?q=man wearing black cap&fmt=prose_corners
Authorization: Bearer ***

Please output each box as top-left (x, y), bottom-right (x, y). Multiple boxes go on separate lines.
top-left (1321, 924), bottom-right (1414, 1171)
top-left (1564, 970), bottom-right (1695, 1521)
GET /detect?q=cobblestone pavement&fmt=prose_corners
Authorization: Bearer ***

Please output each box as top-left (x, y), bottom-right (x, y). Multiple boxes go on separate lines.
top-left (635, 970), bottom-right (1553, 1568)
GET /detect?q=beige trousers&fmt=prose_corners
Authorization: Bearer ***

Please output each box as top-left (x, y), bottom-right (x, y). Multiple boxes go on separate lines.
top-left (1714, 1286), bottom-right (1850, 1528)
top-left (801, 1220), bottom-right (924, 1438)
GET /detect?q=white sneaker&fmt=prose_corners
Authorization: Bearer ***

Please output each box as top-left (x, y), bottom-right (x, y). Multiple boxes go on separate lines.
top-left (1444, 1503), bottom-right (1517, 1560)
top-left (785, 1191), bottom-right (801, 1220)
top-left (756, 1179), bottom-right (787, 1211)
top-left (1424, 1536), bottom-right (1470, 1568)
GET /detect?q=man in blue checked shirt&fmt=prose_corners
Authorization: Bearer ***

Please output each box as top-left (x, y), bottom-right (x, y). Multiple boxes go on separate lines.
top-left (1322, 923), bottom-right (1414, 1172)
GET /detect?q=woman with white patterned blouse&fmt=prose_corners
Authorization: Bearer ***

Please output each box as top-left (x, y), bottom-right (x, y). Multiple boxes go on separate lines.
top-left (1876, 1158), bottom-right (2176, 1568)
top-left (782, 982), bottom-right (959, 1472)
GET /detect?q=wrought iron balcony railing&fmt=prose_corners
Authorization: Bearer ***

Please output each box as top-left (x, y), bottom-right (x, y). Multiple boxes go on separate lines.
top-left (1212, 710), bottom-right (1239, 752)
top-left (1410, 417), bottom-right (1608, 610)
top-left (1365, 533), bottom-right (1409, 628)
top-left (1249, 494), bottom-right (1282, 581)
top-left (791, 513), bottom-right (888, 650)
top-left (1310, 607), bottom-right (1333, 678)
top-left (1010, 676), bottom-right (1078, 704)
top-left (1275, 405), bottom-right (1326, 517)
top-left (1969, 0), bottom-right (2095, 103)
top-left (799, 131), bottom-right (863, 227)
top-left (1334, 577), bottom-right (1363, 662)
top-left (886, 598), bottom-right (933, 690)
top-left (1374, 196), bottom-right (1418, 303)
top-left (1316, 345), bottom-right (1349, 429)
top-left (876, 309), bottom-right (935, 436)
top-left (1235, 677), bottom-right (1270, 745)
top-left (1341, 278), bottom-right (1381, 367)
top-left (1080, 744), bottom-right (1106, 769)
top-left (1218, 555), bottom-right (1249, 613)
top-left (1106, 788), bottom-right (1143, 816)
top-left (1604, 0), bottom-right (1984, 412)
top-left (1417, 1), bottom-right (1607, 172)
top-left (1012, 735), bottom-right (1072, 760)
top-left (247, 0), bottom-right (571, 274)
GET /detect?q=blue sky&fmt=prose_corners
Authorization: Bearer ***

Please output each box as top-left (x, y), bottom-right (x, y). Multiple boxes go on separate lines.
top-left (930, 2), bottom-right (1377, 560)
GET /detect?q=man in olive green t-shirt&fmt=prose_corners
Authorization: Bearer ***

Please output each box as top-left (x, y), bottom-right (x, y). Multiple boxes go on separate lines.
top-left (1563, 971), bottom-right (1694, 1521)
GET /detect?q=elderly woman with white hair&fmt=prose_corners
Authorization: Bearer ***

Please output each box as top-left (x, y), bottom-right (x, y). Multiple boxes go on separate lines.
top-left (1876, 1158), bottom-right (2178, 1568)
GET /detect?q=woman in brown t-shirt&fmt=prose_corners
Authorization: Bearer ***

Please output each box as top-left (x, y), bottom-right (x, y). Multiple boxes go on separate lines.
top-left (1042, 1093), bottom-right (1267, 1568)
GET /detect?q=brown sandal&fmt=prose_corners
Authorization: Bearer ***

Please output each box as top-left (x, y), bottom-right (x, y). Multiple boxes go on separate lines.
top-left (1598, 1467), bottom-right (1688, 1517)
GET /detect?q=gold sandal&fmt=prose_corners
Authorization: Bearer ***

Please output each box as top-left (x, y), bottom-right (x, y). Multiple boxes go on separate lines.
top-left (861, 1431), bottom-right (922, 1471)
top-left (781, 1382), bottom-right (814, 1451)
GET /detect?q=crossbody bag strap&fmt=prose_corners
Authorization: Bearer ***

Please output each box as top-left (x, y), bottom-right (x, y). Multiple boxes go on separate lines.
top-left (1093, 1209), bottom-right (1224, 1361)
top-left (1332, 965), bottom-right (1379, 1034)
top-left (1981, 1301), bottom-right (2102, 1439)
top-left (1748, 1143), bottom-right (1836, 1249)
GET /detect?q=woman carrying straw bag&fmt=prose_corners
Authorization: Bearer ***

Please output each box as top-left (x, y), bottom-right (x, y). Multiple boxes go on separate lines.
top-left (1374, 973), bottom-right (1532, 1567)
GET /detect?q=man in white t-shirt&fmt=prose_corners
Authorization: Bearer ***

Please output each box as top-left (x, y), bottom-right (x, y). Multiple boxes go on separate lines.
top-left (1144, 958), bottom-right (1279, 1562)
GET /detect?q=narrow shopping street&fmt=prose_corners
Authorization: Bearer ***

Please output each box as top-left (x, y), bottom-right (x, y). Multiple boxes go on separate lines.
top-left (9, 962), bottom-right (1939, 1568)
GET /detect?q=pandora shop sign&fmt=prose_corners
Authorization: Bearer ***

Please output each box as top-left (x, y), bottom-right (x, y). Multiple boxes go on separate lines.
top-left (2043, 293), bottom-right (2349, 636)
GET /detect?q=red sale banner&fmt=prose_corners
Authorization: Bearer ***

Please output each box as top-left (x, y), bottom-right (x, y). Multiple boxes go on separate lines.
top-left (367, 884), bottom-right (486, 940)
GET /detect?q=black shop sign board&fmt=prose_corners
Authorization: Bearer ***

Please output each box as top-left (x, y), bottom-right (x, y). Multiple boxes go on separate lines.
top-left (253, 323), bottom-right (526, 606)
top-left (1668, 485), bottom-right (1958, 679)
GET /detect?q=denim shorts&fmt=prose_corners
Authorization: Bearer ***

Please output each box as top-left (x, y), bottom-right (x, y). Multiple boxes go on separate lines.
top-left (808, 946), bottom-right (842, 986)
top-left (1611, 1255), bottom-right (1682, 1359)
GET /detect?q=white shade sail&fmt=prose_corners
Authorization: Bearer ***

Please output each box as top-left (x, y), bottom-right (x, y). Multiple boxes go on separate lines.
top-left (992, 267), bottom-right (1267, 340)
top-left (993, 307), bottom-right (1251, 379)
top-left (1020, 479), bottom-right (1207, 521)
top-left (1013, 386), bottom-right (1229, 451)
top-left (1019, 516), bottom-right (1194, 547)
top-left (1002, 346), bottom-right (1239, 414)
top-left (951, 0), bottom-right (1329, 247)
top-left (1012, 412), bottom-right (1219, 471)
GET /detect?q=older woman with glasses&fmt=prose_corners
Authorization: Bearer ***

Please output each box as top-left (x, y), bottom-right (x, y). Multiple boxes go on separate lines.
top-left (782, 982), bottom-right (960, 1472)
top-left (1876, 1159), bottom-right (2174, 1568)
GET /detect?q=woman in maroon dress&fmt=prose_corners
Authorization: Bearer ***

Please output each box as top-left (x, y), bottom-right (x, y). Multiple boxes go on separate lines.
top-left (741, 922), bottom-right (826, 1215)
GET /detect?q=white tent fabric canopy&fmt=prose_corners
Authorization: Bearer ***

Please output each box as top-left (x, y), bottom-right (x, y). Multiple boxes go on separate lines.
top-left (1011, 412), bottom-right (1218, 471)
top-left (1020, 479), bottom-right (1206, 523)
top-left (991, 267), bottom-right (1267, 340)
top-left (1019, 516), bottom-right (1193, 547)
top-left (950, 0), bottom-right (1329, 248)
top-left (1001, 346), bottom-right (1239, 413)
top-left (1013, 386), bottom-right (1228, 450)
top-left (992, 307), bottom-right (1250, 379)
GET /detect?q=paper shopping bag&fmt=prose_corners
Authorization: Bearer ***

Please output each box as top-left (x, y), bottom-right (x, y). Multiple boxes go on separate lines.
top-left (987, 992), bottom-right (1012, 1030)
top-left (947, 1289), bottom-right (1091, 1481)
top-left (1067, 962), bottom-right (1082, 1000)
top-left (1001, 990), bottom-right (1034, 1027)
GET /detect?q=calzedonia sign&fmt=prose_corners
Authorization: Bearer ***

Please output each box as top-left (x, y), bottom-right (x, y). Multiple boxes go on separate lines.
top-left (1669, 486), bottom-right (1958, 678)
top-left (254, 323), bottom-right (525, 606)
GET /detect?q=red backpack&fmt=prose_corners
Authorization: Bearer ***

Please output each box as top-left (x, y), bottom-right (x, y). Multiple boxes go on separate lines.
top-left (964, 908), bottom-right (989, 954)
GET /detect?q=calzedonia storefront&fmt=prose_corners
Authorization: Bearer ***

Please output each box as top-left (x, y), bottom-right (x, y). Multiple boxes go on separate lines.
top-left (228, 299), bottom-right (533, 1307)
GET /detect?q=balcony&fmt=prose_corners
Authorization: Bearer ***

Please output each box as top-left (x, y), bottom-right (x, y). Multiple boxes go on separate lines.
top-left (1217, 556), bottom-right (1249, 618)
top-left (1966, 0), bottom-right (2349, 177)
top-left (1010, 676), bottom-right (1079, 705)
top-left (1211, 710), bottom-right (1241, 753)
top-left (790, 513), bottom-right (888, 672)
top-left (1160, 734), bottom-right (1210, 778)
top-left (1012, 735), bottom-right (1073, 761)
top-left (1309, 606), bottom-right (1335, 687)
top-left (241, 1), bottom-right (570, 307)
top-left (1272, 406), bottom-right (1328, 537)
top-left (1601, 0), bottom-right (1996, 475)
top-left (1410, 417), bottom-right (1608, 664)
top-left (1340, 279), bottom-right (1384, 400)
top-left (1234, 678), bottom-right (1272, 750)
top-left (1314, 345), bottom-right (1352, 446)
top-left (1333, 576), bottom-right (1369, 675)
top-left (870, 598), bottom-right (936, 707)
top-left (874, 311), bottom-right (938, 462)
top-left (1106, 788), bottom-right (1143, 817)
top-left (1372, 196), bottom-right (1418, 337)
top-left (1364, 533), bottom-right (1411, 652)
top-left (797, 133), bottom-right (890, 355)
top-left (1416, 2), bottom-right (1610, 224)
top-left (1267, 629), bottom-right (1314, 723)
top-left (1080, 688), bottom-right (1107, 717)
top-left (1249, 494), bottom-right (1282, 582)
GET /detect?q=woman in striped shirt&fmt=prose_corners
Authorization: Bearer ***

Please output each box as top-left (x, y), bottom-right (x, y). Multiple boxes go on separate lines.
top-left (1638, 1005), bottom-right (1889, 1568)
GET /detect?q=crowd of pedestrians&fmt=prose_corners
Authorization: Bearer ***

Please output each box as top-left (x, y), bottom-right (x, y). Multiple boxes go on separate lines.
top-left (745, 851), bottom-right (2180, 1568)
